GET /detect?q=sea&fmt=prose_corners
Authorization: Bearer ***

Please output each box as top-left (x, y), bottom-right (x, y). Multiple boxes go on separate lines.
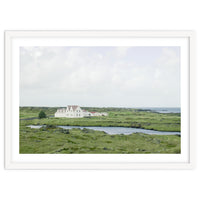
top-left (135, 107), bottom-right (181, 113)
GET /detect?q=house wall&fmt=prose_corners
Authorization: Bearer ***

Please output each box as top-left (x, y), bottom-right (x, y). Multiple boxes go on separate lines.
top-left (55, 106), bottom-right (108, 118)
top-left (55, 106), bottom-right (84, 118)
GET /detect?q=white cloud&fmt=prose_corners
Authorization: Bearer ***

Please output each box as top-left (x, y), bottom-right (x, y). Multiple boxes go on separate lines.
top-left (20, 46), bottom-right (180, 107)
top-left (115, 46), bottom-right (130, 57)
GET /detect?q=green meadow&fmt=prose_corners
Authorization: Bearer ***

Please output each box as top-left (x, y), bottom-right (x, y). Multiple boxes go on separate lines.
top-left (20, 107), bottom-right (181, 154)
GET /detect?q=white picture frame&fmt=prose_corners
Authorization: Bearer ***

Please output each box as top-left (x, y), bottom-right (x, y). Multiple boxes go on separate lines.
top-left (4, 30), bottom-right (195, 169)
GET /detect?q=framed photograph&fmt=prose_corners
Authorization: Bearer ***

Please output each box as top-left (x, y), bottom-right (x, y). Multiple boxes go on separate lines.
top-left (5, 30), bottom-right (195, 169)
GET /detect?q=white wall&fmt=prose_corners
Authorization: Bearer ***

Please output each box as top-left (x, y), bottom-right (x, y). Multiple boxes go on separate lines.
top-left (0, 1), bottom-right (199, 200)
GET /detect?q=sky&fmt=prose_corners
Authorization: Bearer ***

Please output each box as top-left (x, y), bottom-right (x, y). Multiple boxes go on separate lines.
top-left (20, 46), bottom-right (180, 107)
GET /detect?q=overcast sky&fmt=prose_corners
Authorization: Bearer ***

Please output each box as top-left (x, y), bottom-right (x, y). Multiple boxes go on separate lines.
top-left (20, 46), bottom-right (180, 107)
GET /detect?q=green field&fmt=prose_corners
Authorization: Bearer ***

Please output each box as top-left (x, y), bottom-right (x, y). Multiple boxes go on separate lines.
top-left (20, 107), bottom-right (180, 131)
top-left (20, 107), bottom-right (181, 154)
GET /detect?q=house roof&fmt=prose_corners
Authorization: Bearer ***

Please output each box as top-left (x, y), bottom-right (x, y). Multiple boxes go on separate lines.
top-left (67, 105), bottom-right (79, 111)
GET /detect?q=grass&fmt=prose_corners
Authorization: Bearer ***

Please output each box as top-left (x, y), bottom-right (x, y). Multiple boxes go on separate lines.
top-left (20, 107), bottom-right (57, 119)
top-left (20, 107), bottom-right (181, 132)
top-left (19, 107), bottom-right (181, 154)
top-left (20, 123), bottom-right (180, 154)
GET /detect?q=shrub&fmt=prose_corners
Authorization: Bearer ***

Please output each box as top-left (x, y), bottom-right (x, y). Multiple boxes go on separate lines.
top-left (46, 124), bottom-right (56, 129)
top-left (38, 110), bottom-right (46, 119)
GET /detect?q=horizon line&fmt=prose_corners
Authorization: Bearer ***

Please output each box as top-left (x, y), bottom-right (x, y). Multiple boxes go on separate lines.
top-left (19, 105), bottom-right (181, 108)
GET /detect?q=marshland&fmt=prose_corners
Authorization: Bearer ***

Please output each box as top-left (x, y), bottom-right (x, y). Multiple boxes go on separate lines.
top-left (20, 107), bottom-right (181, 154)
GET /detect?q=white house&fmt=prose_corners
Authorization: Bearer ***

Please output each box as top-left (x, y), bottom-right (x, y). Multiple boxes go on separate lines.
top-left (90, 111), bottom-right (108, 117)
top-left (55, 105), bottom-right (83, 118)
top-left (54, 105), bottom-right (108, 118)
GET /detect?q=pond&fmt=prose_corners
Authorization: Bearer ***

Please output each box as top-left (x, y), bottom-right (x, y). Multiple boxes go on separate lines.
top-left (27, 125), bottom-right (180, 135)
top-left (58, 126), bottom-right (180, 135)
